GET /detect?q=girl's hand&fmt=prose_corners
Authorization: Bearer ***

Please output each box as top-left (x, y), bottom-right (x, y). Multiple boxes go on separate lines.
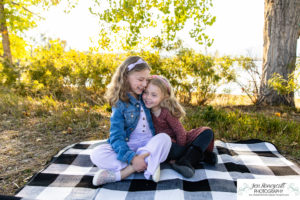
top-left (131, 152), bottom-right (150, 172)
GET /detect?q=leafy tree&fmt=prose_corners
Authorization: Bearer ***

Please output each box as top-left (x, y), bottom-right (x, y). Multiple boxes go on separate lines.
top-left (89, 0), bottom-right (216, 51)
top-left (0, 0), bottom-right (77, 64)
top-left (258, 0), bottom-right (300, 107)
top-left (234, 56), bottom-right (261, 104)
top-left (268, 58), bottom-right (300, 102)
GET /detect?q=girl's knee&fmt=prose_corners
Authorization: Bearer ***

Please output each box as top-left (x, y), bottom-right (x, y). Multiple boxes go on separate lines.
top-left (90, 145), bottom-right (111, 167)
top-left (90, 149), bottom-right (102, 166)
top-left (202, 129), bottom-right (214, 140)
top-left (90, 155), bottom-right (97, 167)
top-left (157, 133), bottom-right (172, 147)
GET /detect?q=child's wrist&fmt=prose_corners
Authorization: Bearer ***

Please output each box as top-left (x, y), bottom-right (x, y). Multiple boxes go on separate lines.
top-left (130, 155), bottom-right (137, 164)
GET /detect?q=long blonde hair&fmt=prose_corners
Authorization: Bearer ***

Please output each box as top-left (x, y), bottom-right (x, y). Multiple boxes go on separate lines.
top-left (105, 56), bottom-right (151, 106)
top-left (148, 75), bottom-right (186, 118)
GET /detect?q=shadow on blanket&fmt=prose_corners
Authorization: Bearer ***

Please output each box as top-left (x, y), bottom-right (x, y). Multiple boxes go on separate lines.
top-left (11, 139), bottom-right (300, 200)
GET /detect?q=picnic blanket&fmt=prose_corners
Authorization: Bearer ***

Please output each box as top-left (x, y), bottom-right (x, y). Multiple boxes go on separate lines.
top-left (11, 139), bottom-right (300, 200)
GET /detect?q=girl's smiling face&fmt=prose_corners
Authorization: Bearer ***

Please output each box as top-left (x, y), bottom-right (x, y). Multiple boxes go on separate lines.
top-left (142, 83), bottom-right (165, 110)
top-left (127, 69), bottom-right (150, 98)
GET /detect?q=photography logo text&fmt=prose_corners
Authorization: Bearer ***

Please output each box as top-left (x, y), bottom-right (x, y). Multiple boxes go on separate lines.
top-left (237, 179), bottom-right (300, 200)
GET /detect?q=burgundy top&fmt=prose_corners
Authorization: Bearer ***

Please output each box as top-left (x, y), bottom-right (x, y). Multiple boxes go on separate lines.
top-left (152, 107), bottom-right (212, 147)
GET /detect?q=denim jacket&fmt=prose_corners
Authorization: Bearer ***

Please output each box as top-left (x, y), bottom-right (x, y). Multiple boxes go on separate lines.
top-left (107, 93), bottom-right (155, 164)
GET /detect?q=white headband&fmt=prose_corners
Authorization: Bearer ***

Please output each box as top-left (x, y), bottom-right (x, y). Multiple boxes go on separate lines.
top-left (127, 59), bottom-right (146, 71)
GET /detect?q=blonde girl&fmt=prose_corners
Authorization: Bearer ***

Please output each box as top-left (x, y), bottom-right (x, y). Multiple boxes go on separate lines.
top-left (90, 57), bottom-right (171, 186)
top-left (142, 75), bottom-right (217, 178)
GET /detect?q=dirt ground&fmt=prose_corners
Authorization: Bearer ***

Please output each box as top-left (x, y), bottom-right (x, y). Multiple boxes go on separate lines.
top-left (1, 106), bottom-right (300, 196)
top-left (0, 113), bottom-right (110, 196)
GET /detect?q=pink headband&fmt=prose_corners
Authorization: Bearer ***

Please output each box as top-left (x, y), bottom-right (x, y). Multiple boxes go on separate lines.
top-left (150, 75), bottom-right (171, 94)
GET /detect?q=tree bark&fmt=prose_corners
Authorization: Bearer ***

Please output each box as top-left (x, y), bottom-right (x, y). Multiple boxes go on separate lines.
top-left (0, 0), bottom-right (13, 64)
top-left (258, 0), bottom-right (300, 107)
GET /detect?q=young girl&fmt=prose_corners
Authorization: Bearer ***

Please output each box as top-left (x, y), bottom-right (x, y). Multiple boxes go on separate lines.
top-left (142, 75), bottom-right (217, 178)
top-left (90, 57), bottom-right (171, 186)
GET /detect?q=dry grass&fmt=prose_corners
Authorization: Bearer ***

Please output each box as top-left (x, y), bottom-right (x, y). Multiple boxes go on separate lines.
top-left (1, 93), bottom-right (300, 196)
top-left (296, 98), bottom-right (300, 108)
top-left (207, 94), bottom-right (253, 107)
top-left (203, 94), bottom-right (300, 109)
top-left (0, 110), bottom-right (110, 196)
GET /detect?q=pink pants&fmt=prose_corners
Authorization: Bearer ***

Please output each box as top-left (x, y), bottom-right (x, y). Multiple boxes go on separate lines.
top-left (90, 133), bottom-right (171, 179)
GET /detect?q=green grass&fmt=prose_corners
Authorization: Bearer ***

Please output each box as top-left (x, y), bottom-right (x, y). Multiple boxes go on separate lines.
top-left (1, 87), bottom-right (299, 161)
top-left (183, 105), bottom-right (300, 159)
top-left (0, 87), bottom-right (107, 135)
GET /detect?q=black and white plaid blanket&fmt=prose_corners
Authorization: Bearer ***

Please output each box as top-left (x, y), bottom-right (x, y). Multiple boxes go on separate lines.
top-left (10, 139), bottom-right (300, 200)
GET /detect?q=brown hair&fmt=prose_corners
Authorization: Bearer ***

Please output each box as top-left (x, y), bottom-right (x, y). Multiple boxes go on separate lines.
top-left (105, 56), bottom-right (151, 106)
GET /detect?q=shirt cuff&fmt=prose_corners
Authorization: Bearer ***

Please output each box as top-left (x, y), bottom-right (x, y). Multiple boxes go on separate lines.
top-left (124, 150), bottom-right (136, 164)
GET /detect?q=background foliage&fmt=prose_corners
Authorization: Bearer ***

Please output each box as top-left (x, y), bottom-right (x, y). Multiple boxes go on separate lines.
top-left (0, 39), bottom-right (241, 105)
top-left (1, 1), bottom-right (300, 197)
top-left (90, 0), bottom-right (215, 51)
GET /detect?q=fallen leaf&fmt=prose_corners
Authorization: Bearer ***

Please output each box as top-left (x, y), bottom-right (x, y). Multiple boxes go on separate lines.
top-left (275, 112), bottom-right (281, 117)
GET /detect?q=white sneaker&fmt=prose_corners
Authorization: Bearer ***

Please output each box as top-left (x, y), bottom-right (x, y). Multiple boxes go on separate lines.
top-left (152, 165), bottom-right (160, 182)
top-left (92, 169), bottom-right (116, 186)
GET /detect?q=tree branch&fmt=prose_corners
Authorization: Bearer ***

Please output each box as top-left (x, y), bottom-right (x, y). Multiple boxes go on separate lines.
top-left (11, 1), bottom-right (45, 20)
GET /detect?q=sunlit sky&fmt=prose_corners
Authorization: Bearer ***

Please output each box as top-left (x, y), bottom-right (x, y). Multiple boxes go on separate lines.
top-left (28, 0), bottom-right (300, 59)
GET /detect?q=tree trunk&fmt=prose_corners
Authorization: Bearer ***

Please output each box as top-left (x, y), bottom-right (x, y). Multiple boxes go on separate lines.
top-left (258, 0), bottom-right (300, 107)
top-left (0, 1), bottom-right (13, 64)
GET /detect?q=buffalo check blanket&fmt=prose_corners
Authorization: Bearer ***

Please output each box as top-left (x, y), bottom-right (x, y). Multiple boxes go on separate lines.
top-left (10, 139), bottom-right (300, 200)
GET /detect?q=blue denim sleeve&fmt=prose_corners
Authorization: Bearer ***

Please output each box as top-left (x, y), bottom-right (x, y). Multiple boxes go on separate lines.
top-left (109, 106), bottom-right (136, 164)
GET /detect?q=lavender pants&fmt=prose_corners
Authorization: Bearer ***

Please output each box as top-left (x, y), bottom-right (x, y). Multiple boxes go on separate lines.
top-left (90, 133), bottom-right (171, 179)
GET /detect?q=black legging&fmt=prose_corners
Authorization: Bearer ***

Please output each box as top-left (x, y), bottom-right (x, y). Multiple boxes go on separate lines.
top-left (167, 129), bottom-right (214, 160)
